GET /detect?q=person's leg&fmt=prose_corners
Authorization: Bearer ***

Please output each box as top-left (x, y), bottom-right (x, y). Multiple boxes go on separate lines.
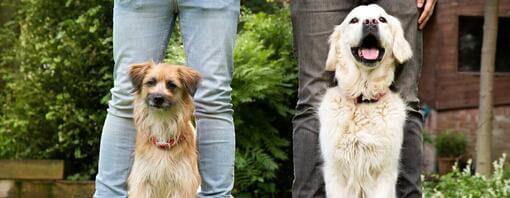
top-left (94, 0), bottom-right (176, 197)
top-left (290, 0), bottom-right (354, 197)
top-left (178, 1), bottom-right (240, 197)
top-left (377, 0), bottom-right (424, 197)
top-left (397, 112), bottom-right (423, 198)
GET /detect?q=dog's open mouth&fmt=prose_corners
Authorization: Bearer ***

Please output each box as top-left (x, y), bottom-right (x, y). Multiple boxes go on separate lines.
top-left (351, 34), bottom-right (385, 65)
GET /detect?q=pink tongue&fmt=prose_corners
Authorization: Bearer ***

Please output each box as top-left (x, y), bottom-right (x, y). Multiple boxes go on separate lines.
top-left (360, 48), bottom-right (379, 60)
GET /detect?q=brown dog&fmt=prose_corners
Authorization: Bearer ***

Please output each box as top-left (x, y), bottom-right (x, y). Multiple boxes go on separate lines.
top-left (127, 61), bottom-right (201, 198)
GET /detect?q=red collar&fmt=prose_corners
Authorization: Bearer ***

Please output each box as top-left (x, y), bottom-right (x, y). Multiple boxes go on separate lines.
top-left (149, 136), bottom-right (184, 150)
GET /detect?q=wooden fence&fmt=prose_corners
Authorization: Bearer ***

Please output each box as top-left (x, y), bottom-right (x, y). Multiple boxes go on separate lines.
top-left (0, 160), bottom-right (94, 198)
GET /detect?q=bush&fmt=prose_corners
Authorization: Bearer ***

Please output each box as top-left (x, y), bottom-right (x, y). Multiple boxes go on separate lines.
top-left (424, 154), bottom-right (510, 197)
top-left (232, 8), bottom-right (296, 196)
top-left (435, 130), bottom-right (468, 158)
top-left (0, 0), bottom-right (113, 179)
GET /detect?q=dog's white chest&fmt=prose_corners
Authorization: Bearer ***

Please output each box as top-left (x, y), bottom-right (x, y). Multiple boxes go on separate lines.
top-left (350, 104), bottom-right (388, 131)
top-left (319, 88), bottom-right (406, 198)
top-left (319, 89), bottom-right (406, 175)
top-left (336, 101), bottom-right (401, 165)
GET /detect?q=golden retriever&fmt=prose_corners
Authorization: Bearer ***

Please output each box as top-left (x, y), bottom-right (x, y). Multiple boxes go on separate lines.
top-left (127, 61), bottom-right (201, 198)
top-left (319, 4), bottom-right (413, 198)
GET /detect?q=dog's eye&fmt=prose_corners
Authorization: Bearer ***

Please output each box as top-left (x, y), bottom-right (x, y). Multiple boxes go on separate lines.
top-left (166, 81), bottom-right (177, 89)
top-left (379, 17), bottom-right (387, 23)
top-left (349, 17), bottom-right (359, 24)
top-left (146, 78), bottom-right (156, 86)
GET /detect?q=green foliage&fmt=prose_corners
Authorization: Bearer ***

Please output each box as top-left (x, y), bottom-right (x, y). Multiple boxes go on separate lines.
top-left (165, 8), bottom-right (296, 196)
top-left (435, 130), bottom-right (468, 158)
top-left (0, 0), bottom-right (113, 179)
top-left (424, 154), bottom-right (510, 197)
top-left (232, 8), bottom-right (295, 196)
top-left (241, 0), bottom-right (287, 14)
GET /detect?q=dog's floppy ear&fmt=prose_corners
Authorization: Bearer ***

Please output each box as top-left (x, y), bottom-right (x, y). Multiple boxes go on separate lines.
top-left (390, 16), bottom-right (413, 63)
top-left (325, 27), bottom-right (341, 71)
top-left (178, 67), bottom-right (202, 96)
top-left (129, 60), bottom-right (154, 93)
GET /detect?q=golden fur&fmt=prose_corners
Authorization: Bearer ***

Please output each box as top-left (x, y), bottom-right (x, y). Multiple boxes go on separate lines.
top-left (127, 61), bottom-right (201, 198)
top-left (319, 5), bottom-right (412, 198)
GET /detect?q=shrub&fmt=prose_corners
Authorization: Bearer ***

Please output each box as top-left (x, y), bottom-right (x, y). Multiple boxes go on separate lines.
top-left (424, 154), bottom-right (510, 197)
top-left (0, 0), bottom-right (113, 179)
top-left (435, 130), bottom-right (468, 158)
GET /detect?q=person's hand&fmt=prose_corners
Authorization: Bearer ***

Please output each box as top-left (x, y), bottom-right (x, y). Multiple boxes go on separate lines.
top-left (417, 0), bottom-right (438, 30)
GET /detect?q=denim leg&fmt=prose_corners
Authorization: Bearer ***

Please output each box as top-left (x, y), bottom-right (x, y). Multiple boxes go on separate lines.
top-left (178, 1), bottom-right (240, 197)
top-left (94, 1), bottom-right (175, 197)
top-left (108, 0), bottom-right (176, 118)
top-left (94, 114), bottom-right (137, 198)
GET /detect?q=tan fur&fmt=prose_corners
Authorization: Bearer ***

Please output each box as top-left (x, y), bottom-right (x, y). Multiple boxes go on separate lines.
top-left (319, 5), bottom-right (412, 198)
top-left (127, 62), bottom-right (201, 198)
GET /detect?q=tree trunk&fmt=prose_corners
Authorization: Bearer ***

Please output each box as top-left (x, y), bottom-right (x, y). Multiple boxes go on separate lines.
top-left (476, 0), bottom-right (499, 176)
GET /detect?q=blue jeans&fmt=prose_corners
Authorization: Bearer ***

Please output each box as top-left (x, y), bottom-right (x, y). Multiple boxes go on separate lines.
top-left (94, 0), bottom-right (240, 197)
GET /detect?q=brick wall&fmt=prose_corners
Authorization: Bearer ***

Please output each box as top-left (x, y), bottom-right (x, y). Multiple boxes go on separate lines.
top-left (425, 105), bottom-right (510, 160)
top-left (419, 1), bottom-right (510, 172)
top-left (420, 0), bottom-right (510, 110)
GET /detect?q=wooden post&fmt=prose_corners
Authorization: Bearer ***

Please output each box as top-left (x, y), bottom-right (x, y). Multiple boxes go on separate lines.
top-left (476, 0), bottom-right (499, 176)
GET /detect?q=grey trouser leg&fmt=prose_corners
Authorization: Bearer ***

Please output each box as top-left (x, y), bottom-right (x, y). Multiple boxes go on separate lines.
top-left (291, 0), bottom-right (423, 197)
top-left (291, 1), bottom-right (353, 197)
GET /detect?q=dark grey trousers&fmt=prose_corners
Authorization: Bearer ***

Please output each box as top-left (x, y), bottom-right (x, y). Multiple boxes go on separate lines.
top-left (291, 0), bottom-right (423, 197)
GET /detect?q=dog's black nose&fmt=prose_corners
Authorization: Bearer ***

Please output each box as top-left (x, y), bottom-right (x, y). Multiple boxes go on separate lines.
top-left (362, 18), bottom-right (378, 34)
top-left (149, 94), bottom-right (165, 106)
top-left (363, 18), bottom-right (378, 26)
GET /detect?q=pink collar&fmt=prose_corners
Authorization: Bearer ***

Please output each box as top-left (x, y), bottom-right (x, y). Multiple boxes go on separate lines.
top-left (149, 136), bottom-right (184, 150)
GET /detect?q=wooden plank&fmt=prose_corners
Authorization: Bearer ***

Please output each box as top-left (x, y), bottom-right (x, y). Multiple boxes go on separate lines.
top-left (17, 181), bottom-right (52, 198)
top-left (0, 160), bottom-right (64, 180)
top-left (53, 181), bottom-right (95, 198)
top-left (0, 180), bottom-right (94, 198)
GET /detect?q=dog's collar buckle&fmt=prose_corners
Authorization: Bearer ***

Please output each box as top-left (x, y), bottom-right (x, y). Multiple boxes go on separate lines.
top-left (149, 136), bottom-right (183, 149)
